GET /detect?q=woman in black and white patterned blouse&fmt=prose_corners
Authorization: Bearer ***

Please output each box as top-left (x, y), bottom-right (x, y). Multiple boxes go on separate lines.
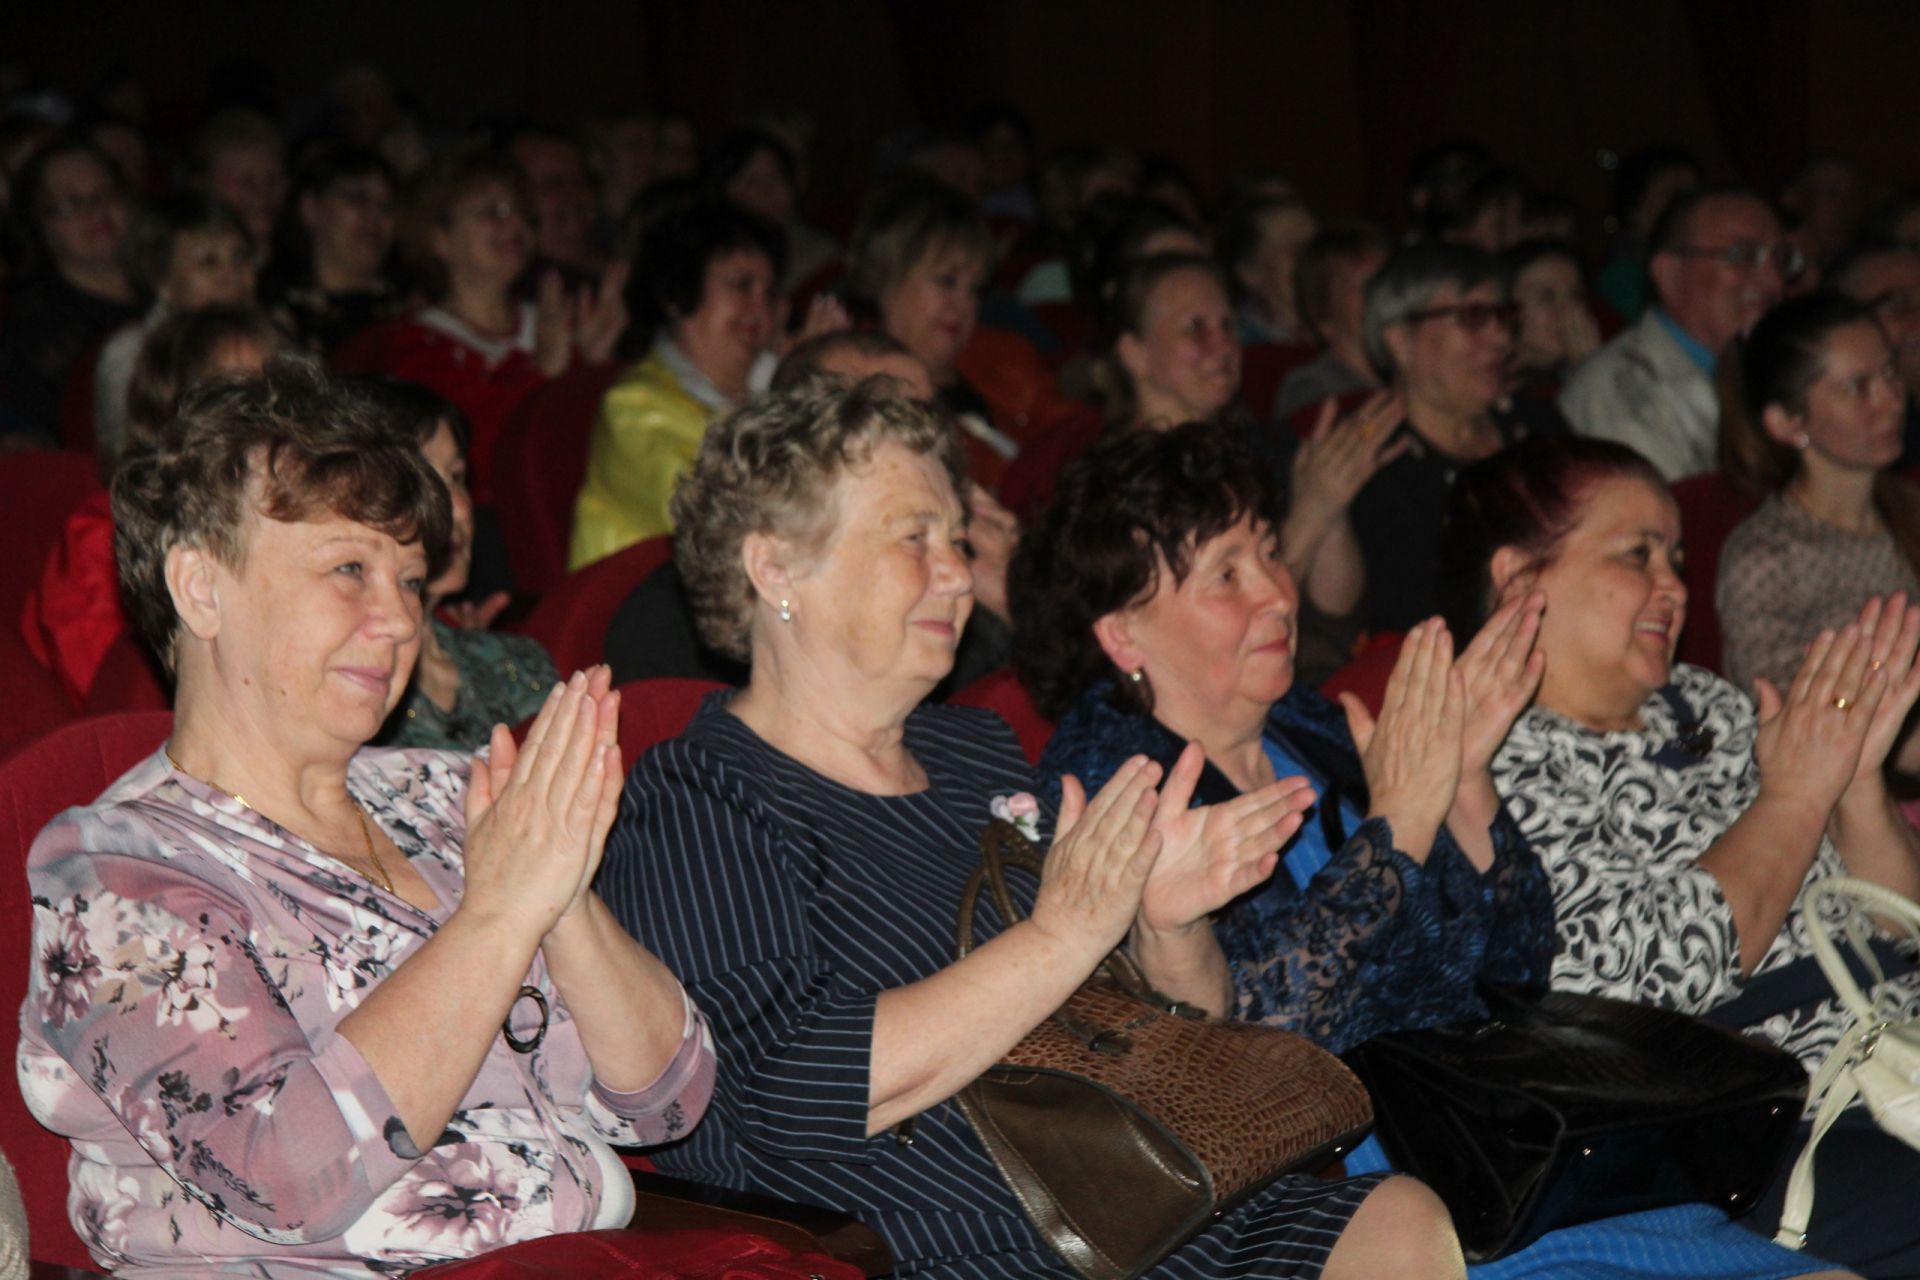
top-left (1444, 433), bottom-right (1920, 1273)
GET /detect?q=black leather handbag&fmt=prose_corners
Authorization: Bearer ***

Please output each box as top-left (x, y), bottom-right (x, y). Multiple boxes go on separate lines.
top-left (1344, 985), bottom-right (1809, 1260)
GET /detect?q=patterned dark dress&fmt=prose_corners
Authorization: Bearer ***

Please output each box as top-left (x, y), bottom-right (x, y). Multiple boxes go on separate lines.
top-left (1037, 679), bottom-right (1555, 1053)
top-left (380, 621), bottom-right (559, 751)
top-left (600, 694), bottom-right (1387, 1279)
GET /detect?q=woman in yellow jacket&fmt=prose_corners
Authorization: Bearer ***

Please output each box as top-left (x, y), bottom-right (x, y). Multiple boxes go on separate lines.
top-left (569, 200), bottom-right (783, 569)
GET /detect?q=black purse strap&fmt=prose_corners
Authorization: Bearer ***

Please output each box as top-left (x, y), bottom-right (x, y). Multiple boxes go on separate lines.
top-left (1700, 935), bottom-right (1918, 1028)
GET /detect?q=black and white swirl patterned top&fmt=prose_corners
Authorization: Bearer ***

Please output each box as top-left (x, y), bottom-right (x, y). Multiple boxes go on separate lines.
top-left (1491, 662), bottom-right (1920, 1075)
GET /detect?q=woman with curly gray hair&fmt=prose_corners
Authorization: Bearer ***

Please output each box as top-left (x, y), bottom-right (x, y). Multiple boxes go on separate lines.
top-left (598, 380), bottom-right (1464, 1279)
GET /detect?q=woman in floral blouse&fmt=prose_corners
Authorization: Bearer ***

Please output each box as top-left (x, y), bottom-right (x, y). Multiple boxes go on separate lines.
top-left (20, 362), bottom-right (712, 1278)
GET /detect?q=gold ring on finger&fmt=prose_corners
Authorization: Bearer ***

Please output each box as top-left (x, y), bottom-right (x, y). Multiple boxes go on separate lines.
top-left (1833, 695), bottom-right (1853, 711)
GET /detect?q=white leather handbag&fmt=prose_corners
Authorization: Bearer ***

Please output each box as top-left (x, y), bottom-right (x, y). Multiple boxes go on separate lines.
top-left (1775, 876), bottom-right (1920, 1248)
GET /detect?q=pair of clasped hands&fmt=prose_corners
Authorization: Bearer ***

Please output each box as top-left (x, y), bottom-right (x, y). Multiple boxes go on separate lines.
top-left (1029, 594), bottom-right (1549, 959)
top-left (457, 666), bottom-right (625, 945)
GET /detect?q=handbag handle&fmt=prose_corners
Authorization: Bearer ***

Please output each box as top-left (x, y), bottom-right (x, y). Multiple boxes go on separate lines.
top-left (957, 818), bottom-right (1166, 1024)
top-left (1803, 877), bottom-right (1920, 1027)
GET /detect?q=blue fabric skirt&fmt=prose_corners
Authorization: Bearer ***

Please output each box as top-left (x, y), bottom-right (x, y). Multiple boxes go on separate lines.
top-left (1469, 1204), bottom-right (1834, 1278)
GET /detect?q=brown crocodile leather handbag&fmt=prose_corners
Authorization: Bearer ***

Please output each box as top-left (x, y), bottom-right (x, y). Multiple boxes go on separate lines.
top-left (948, 820), bottom-right (1375, 1280)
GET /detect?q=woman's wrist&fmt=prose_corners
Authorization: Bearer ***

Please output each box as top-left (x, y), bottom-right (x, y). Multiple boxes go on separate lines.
top-left (450, 889), bottom-right (556, 954)
top-left (1450, 770), bottom-right (1501, 829)
top-left (1129, 917), bottom-right (1230, 1015)
top-left (1279, 504), bottom-right (1336, 572)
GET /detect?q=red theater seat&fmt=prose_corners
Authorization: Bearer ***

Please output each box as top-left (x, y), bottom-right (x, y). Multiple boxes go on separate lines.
top-left (1, 711), bottom-right (174, 1269)
top-left (493, 361), bottom-right (623, 595)
top-left (1669, 472), bottom-right (1761, 676)
top-left (517, 536), bottom-right (675, 675)
top-left (614, 677), bottom-right (728, 771)
top-left (0, 451), bottom-right (103, 628)
top-left (1320, 632), bottom-right (1406, 718)
top-left (952, 667), bottom-right (1056, 763)
top-left (1240, 341), bottom-right (1321, 420)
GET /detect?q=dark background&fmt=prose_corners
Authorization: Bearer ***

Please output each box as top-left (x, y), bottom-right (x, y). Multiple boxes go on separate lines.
top-left (8, 1), bottom-right (1913, 237)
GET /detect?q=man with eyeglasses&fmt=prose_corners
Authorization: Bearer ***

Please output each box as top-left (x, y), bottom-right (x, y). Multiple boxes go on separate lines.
top-left (1829, 243), bottom-right (1920, 467)
top-left (1560, 187), bottom-right (1790, 479)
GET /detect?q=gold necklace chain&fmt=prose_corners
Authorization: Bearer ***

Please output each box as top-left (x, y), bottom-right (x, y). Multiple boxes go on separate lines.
top-left (163, 745), bottom-right (396, 894)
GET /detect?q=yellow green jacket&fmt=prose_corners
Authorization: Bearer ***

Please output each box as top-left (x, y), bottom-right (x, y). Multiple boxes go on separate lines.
top-left (568, 351), bottom-right (712, 569)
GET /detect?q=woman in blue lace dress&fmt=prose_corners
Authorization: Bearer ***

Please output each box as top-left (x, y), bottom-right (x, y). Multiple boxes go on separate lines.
top-left (1011, 421), bottom-right (1849, 1279)
top-left (1014, 421), bottom-right (1554, 1052)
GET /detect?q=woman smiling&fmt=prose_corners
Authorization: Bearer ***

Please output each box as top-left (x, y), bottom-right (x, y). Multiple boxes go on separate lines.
top-left (1450, 434), bottom-right (1920, 1271)
top-left (21, 364), bottom-right (707, 1276)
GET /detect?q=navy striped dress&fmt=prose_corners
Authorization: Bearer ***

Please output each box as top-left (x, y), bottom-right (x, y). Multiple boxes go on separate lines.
top-left (599, 693), bottom-right (1386, 1279)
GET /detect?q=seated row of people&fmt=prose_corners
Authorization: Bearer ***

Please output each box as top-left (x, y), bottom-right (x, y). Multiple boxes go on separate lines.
top-left (22, 359), bottom-right (1920, 1276)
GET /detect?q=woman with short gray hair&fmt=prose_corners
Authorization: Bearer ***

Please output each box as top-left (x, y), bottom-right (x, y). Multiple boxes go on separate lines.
top-left (601, 381), bottom-right (1467, 1279)
top-left (1348, 241), bottom-right (1566, 633)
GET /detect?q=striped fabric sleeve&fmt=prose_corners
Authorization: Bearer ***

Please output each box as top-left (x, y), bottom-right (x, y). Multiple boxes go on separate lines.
top-left (600, 741), bottom-right (881, 1165)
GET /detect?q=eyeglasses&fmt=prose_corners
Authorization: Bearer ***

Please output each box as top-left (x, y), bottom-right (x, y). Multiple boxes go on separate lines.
top-left (1401, 301), bottom-right (1519, 333)
top-left (1672, 241), bottom-right (1806, 278)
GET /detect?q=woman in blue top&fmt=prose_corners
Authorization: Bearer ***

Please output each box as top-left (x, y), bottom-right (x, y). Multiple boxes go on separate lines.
top-left (1011, 421), bottom-right (1849, 1279)
top-left (1014, 421), bottom-right (1554, 1051)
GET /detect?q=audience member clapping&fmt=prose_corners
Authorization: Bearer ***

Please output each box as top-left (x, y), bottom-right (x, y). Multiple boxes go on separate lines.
top-left (1451, 434), bottom-right (1920, 1271)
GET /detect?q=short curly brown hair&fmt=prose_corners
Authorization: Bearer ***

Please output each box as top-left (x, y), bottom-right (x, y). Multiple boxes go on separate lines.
top-left (112, 359), bottom-right (452, 674)
top-left (672, 381), bottom-right (967, 663)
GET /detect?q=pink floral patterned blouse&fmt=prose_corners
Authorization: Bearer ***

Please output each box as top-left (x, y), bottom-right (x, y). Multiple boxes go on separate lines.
top-left (19, 746), bottom-right (715, 1278)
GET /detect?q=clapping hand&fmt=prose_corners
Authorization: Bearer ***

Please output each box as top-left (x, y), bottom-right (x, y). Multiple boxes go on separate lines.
top-left (1843, 594), bottom-right (1920, 791)
top-left (575, 260), bottom-right (631, 365)
top-left (1456, 591), bottom-right (1546, 778)
top-left (1136, 742), bottom-right (1316, 937)
top-left (1340, 618), bottom-right (1465, 863)
top-left (1754, 622), bottom-right (1887, 817)
top-left (1029, 757), bottom-right (1165, 958)
top-left (462, 666), bottom-right (624, 938)
top-left (1287, 391), bottom-right (1409, 542)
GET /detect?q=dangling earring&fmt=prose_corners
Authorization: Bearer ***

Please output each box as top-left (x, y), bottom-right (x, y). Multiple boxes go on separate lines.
top-left (778, 598), bottom-right (793, 623)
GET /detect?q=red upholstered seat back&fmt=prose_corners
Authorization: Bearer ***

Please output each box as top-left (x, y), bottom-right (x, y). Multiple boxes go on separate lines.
top-left (1319, 632), bottom-right (1406, 718)
top-left (614, 678), bottom-right (729, 773)
top-left (1, 711), bottom-right (174, 1268)
top-left (81, 633), bottom-right (171, 715)
top-left (1670, 472), bottom-right (1762, 675)
top-left (517, 537), bottom-right (675, 675)
top-left (58, 337), bottom-right (105, 456)
top-left (0, 451), bottom-right (102, 628)
top-left (1240, 341), bottom-right (1321, 420)
top-left (493, 361), bottom-right (622, 595)
top-left (0, 627), bottom-right (79, 763)
top-left (951, 667), bottom-right (1056, 764)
